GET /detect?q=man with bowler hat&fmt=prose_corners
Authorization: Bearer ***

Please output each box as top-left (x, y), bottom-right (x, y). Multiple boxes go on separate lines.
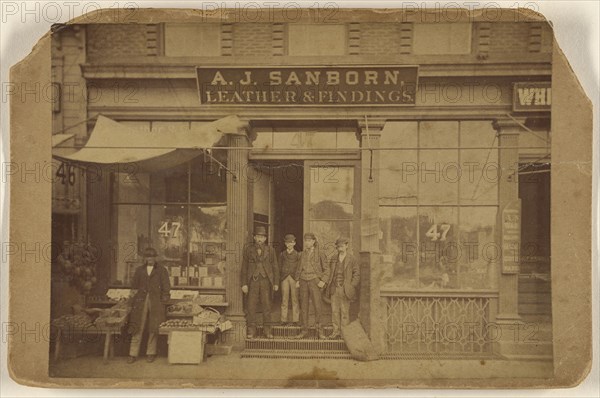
top-left (294, 232), bottom-right (330, 339)
top-left (127, 247), bottom-right (171, 364)
top-left (326, 237), bottom-right (360, 339)
top-left (279, 234), bottom-right (300, 326)
top-left (241, 225), bottom-right (279, 339)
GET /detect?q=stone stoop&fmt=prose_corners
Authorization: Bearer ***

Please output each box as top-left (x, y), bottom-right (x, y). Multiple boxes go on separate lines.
top-left (241, 325), bottom-right (352, 359)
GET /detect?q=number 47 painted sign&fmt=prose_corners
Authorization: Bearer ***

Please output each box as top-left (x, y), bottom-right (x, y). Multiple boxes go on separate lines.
top-left (425, 224), bottom-right (451, 241)
top-left (158, 221), bottom-right (181, 238)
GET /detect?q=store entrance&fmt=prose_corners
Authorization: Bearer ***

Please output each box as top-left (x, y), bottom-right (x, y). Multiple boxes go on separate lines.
top-left (272, 162), bottom-right (304, 251)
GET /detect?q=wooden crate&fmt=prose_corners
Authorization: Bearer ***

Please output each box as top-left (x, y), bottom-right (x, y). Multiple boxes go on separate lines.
top-left (167, 330), bottom-right (206, 364)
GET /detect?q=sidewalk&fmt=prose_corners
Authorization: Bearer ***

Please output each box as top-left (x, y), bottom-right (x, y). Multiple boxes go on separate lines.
top-left (49, 352), bottom-right (554, 386)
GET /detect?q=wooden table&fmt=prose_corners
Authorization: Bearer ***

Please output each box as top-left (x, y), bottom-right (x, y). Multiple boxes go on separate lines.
top-left (53, 322), bottom-right (125, 363)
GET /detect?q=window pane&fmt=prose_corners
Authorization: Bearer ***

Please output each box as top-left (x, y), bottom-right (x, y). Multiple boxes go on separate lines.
top-left (111, 205), bottom-right (149, 285)
top-left (309, 165), bottom-right (354, 219)
top-left (418, 207), bottom-right (459, 289)
top-left (309, 220), bottom-right (353, 258)
top-left (460, 121), bottom-right (498, 148)
top-left (150, 205), bottom-right (188, 267)
top-left (458, 207), bottom-right (497, 289)
top-left (380, 122), bottom-right (418, 148)
top-left (190, 153), bottom-right (227, 203)
top-left (379, 150), bottom-right (418, 206)
top-left (419, 121), bottom-right (459, 148)
top-left (190, 206), bottom-right (227, 282)
top-left (419, 150), bottom-right (459, 205)
top-left (113, 172), bottom-right (150, 203)
top-left (379, 207), bottom-right (418, 289)
top-left (460, 148), bottom-right (499, 205)
top-left (150, 163), bottom-right (188, 203)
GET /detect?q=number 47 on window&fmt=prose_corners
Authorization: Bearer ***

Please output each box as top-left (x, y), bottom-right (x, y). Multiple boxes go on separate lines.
top-left (425, 224), bottom-right (451, 241)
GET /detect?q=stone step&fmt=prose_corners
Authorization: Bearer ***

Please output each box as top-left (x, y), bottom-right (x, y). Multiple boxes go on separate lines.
top-left (255, 325), bottom-right (334, 339)
top-left (245, 337), bottom-right (347, 351)
top-left (241, 349), bottom-right (352, 360)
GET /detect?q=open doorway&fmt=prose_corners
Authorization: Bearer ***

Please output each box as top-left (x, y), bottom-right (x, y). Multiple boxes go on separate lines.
top-left (252, 161), bottom-right (304, 252)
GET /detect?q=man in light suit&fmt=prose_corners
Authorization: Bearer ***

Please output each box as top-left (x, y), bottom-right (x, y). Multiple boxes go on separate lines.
top-left (326, 237), bottom-right (360, 339)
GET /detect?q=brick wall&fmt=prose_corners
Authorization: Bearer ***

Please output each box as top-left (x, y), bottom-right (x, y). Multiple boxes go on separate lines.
top-left (232, 23), bottom-right (273, 57)
top-left (360, 23), bottom-right (402, 55)
top-left (87, 24), bottom-right (155, 61)
top-left (489, 22), bottom-right (530, 53)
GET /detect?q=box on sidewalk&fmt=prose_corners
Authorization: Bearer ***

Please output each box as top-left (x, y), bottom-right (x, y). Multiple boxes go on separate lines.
top-left (167, 330), bottom-right (206, 364)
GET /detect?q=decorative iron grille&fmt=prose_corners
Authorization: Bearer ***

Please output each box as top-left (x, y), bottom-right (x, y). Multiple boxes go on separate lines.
top-left (383, 294), bottom-right (493, 354)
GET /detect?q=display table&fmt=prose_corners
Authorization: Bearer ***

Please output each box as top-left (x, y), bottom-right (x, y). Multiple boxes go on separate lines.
top-left (53, 322), bottom-right (124, 363)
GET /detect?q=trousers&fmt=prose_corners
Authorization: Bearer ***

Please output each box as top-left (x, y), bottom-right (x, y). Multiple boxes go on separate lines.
top-left (280, 275), bottom-right (299, 323)
top-left (299, 278), bottom-right (322, 330)
top-left (331, 287), bottom-right (350, 334)
top-left (129, 294), bottom-right (157, 357)
top-left (247, 275), bottom-right (272, 326)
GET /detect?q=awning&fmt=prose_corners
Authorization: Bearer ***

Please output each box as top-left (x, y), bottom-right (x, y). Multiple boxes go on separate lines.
top-left (52, 115), bottom-right (247, 172)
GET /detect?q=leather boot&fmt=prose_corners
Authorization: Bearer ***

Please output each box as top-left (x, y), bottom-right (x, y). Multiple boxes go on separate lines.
top-left (317, 325), bottom-right (328, 340)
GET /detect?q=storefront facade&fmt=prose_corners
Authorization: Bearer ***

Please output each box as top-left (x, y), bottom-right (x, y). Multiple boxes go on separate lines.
top-left (51, 17), bottom-right (552, 358)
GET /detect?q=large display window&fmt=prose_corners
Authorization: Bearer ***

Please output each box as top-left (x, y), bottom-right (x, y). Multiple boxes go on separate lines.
top-left (379, 121), bottom-right (498, 290)
top-left (110, 151), bottom-right (228, 289)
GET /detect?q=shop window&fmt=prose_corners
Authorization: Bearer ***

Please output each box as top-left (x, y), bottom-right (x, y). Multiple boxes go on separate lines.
top-left (288, 24), bottom-right (347, 56)
top-left (379, 121), bottom-right (498, 290)
top-left (412, 23), bottom-right (472, 55)
top-left (111, 154), bottom-right (227, 288)
top-left (164, 23), bottom-right (221, 56)
top-left (309, 165), bottom-right (354, 256)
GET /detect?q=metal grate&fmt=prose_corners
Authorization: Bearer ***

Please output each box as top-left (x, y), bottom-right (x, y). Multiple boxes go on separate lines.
top-left (383, 296), bottom-right (492, 354)
top-left (241, 349), bottom-right (352, 360)
top-left (245, 338), bottom-right (346, 351)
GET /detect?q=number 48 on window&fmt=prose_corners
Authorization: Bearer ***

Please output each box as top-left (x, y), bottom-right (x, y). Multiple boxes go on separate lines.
top-left (425, 224), bottom-right (451, 241)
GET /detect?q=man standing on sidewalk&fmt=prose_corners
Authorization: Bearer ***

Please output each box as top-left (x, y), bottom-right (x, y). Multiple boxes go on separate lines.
top-left (326, 237), bottom-right (360, 339)
top-left (127, 247), bottom-right (171, 364)
top-left (294, 232), bottom-right (330, 339)
top-left (241, 226), bottom-right (279, 339)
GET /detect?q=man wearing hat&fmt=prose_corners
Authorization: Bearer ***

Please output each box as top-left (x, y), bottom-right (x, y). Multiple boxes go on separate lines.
top-left (294, 232), bottom-right (330, 339)
top-left (279, 234), bottom-right (300, 326)
top-left (326, 237), bottom-right (360, 339)
top-left (127, 247), bottom-right (171, 364)
top-left (241, 225), bottom-right (279, 339)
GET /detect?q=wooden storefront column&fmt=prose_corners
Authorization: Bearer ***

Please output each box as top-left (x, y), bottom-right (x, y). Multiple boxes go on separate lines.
top-left (225, 131), bottom-right (251, 346)
top-left (493, 119), bottom-right (523, 324)
top-left (358, 120), bottom-right (384, 353)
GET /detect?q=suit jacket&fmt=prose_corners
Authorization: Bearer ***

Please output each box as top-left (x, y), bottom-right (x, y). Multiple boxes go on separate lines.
top-left (294, 245), bottom-right (330, 283)
top-left (327, 253), bottom-right (360, 301)
top-left (241, 242), bottom-right (279, 287)
top-left (128, 263), bottom-right (171, 335)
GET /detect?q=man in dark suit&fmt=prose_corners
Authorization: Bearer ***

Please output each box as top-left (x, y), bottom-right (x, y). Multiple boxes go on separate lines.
top-left (127, 247), bottom-right (171, 363)
top-left (326, 237), bottom-right (360, 340)
top-left (241, 225), bottom-right (279, 339)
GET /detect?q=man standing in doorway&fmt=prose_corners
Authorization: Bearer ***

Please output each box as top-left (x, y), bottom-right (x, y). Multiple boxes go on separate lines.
top-left (279, 234), bottom-right (300, 326)
top-left (241, 226), bottom-right (279, 339)
top-left (326, 237), bottom-right (360, 339)
top-left (127, 247), bottom-right (171, 364)
top-left (294, 232), bottom-right (330, 339)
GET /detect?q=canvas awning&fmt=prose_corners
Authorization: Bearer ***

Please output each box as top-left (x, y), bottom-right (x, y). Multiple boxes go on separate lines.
top-left (52, 115), bottom-right (247, 172)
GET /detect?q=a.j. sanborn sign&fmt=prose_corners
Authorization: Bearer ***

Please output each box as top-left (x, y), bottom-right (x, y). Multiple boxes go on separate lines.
top-left (196, 66), bottom-right (418, 106)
